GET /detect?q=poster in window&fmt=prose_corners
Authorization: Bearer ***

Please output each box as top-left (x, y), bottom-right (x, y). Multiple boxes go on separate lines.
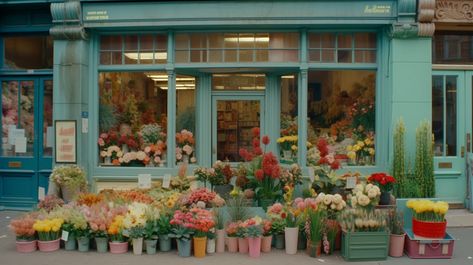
top-left (55, 120), bottom-right (77, 163)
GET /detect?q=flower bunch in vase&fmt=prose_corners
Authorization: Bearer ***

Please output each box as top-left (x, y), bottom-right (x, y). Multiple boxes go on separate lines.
top-left (346, 134), bottom-right (375, 166)
top-left (266, 203), bottom-right (287, 249)
top-left (140, 123), bottom-right (166, 146)
top-left (97, 131), bottom-right (120, 150)
top-left (305, 206), bottom-right (326, 257)
top-left (368, 172), bottom-right (395, 205)
top-left (180, 188), bottom-right (225, 208)
top-left (241, 216), bottom-right (264, 258)
top-left (9, 213), bottom-right (37, 253)
top-left (118, 133), bottom-right (141, 153)
top-left (33, 217), bottom-right (64, 246)
top-left (107, 215), bottom-right (129, 254)
top-left (123, 202), bottom-right (148, 254)
top-left (144, 141), bottom-right (167, 167)
top-left (349, 183), bottom-right (381, 211)
top-left (176, 129), bottom-right (196, 164)
top-left (100, 145), bottom-right (123, 165)
top-left (280, 163), bottom-right (303, 187)
top-left (118, 151), bottom-right (149, 167)
top-left (170, 210), bottom-right (195, 257)
top-left (277, 135), bottom-right (298, 159)
top-left (49, 165), bottom-right (87, 202)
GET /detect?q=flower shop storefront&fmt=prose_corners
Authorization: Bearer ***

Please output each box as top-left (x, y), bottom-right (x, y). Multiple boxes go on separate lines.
top-left (46, 0), bottom-right (435, 194)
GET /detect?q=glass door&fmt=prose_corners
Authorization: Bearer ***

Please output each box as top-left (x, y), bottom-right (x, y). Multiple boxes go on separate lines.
top-left (212, 96), bottom-right (264, 163)
top-left (432, 72), bottom-right (466, 203)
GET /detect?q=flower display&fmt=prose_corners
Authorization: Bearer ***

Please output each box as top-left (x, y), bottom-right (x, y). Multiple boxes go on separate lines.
top-left (123, 202), bottom-right (148, 238)
top-left (118, 151), bottom-right (149, 166)
top-left (49, 165), bottom-right (87, 190)
top-left (9, 214), bottom-right (37, 240)
top-left (37, 195), bottom-right (64, 213)
top-left (140, 123), bottom-right (166, 145)
top-left (315, 193), bottom-right (346, 219)
top-left (240, 216), bottom-right (263, 237)
top-left (338, 208), bottom-right (387, 232)
top-left (280, 163), bottom-right (303, 187)
top-left (367, 172), bottom-right (395, 192)
top-left (33, 218), bottom-right (64, 241)
top-left (277, 135), bottom-right (298, 152)
top-left (180, 188), bottom-right (224, 208)
top-left (226, 222), bottom-right (240, 237)
top-left (349, 183), bottom-right (381, 210)
top-left (406, 199), bottom-right (449, 222)
top-left (108, 215), bottom-right (126, 242)
top-left (346, 134), bottom-right (375, 165)
top-left (175, 129), bottom-right (196, 164)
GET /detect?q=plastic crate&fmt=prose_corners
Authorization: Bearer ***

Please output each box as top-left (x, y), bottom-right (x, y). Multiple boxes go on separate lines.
top-left (341, 230), bottom-right (389, 261)
top-left (404, 228), bottom-right (454, 259)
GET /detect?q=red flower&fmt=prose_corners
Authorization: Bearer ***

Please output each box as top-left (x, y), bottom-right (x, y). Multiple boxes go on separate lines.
top-left (252, 138), bottom-right (260, 149)
top-left (255, 169), bottom-right (264, 181)
top-left (254, 146), bottom-right (263, 156)
top-left (262, 152), bottom-right (278, 176)
top-left (251, 127), bottom-right (260, 138)
top-left (317, 138), bottom-right (329, 157)
top-left (330, 160), bottom-right (340, 170)
top-left (270, 166), bottom-right (280, 179)
top-left (262, 135), bottom-right (270, 145)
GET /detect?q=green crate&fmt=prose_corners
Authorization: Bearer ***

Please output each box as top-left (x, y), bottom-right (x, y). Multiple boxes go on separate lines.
top-left (341, 230), bottom-right (389, 261)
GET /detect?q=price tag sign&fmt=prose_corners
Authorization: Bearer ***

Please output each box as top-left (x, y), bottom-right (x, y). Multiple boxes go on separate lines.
top-left (61, 230), bottom-right (69, 241)
top-left (162, 174), bottom-right (171, 188)
top-left (138, 174), bottom-right (151, 189)
top-left (346, 176), bottom-right (357, 189)
top-left (38, 187), bottom-right (45, 200)
top-left (308, 167), bottom-right (315, 183)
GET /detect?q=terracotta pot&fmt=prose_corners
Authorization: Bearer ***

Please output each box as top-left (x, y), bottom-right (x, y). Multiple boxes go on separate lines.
top-left (16, 240), bottom-right (37, 253)
top-left (389, 233), bottom-right (406, 257)
top-left (261, 235), bottom-right (272, 253)
top-left (132, 237), bottom-right (143, 255)
top-left (206, 238), bottom-right (216, 254)
top-left (109, 241), bottom-right (128, 254)
top-left (238, 237), bottom-right (249, 254)
top-left (306, 240), bottom-right (321, 258)
top-left (227, 237), bottom-right (238, 253)
top-left (285, 227), bottom-right (299, 254)
top-left (38, 239), bottom-right (60, 252)
top-left (216, 229), bottom-right (225, 253)
top-left (193, 237), bottom-right (207, 258)
top-left (248, 237), bottom-right (262, 258)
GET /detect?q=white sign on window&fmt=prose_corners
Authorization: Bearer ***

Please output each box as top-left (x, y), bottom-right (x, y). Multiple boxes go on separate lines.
top-left (162, 174), bottom-right (171, 188)
top-left (138, 174), bottom-right (151, 189)
top-left (46, 126), bottom-right (54, 147)
top-left (14, 137), bottom-right (27, 153)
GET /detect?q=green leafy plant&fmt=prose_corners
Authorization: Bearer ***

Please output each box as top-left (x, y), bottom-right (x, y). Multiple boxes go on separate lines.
top-left (99, 104), bottom-right (117, 132)
top-left (392, 119), bottom-right (407, 198)
top-left (388, 210), bottom-right (404, 235)
top-left (306, 208), bottom-right (326, 243)
top-left (213, 208), bottom-right (225, 230)
top-left (270, 218), bottom-right (286, 235)
top-left (285, 212), bottom-right (297, 228)
top-left (157, 214), bottom-right (172, 236)
top-left (169, 226), bottom-right (193, 241)
top-left (226, 194), bottom-right (250, 222)
top-left (415, 121), bottom-right (435, 198)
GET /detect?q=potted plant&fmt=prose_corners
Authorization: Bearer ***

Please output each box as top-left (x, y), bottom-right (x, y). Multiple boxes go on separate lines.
top-left (388, 210), bottom-right (405, 257)
top-left (244, 217), bottom-right (264, 258)
top-left (49, 165), bottom-right (87, 202)
top-left (157, 213), bottom-right (172, 252)
top-left (206, 228), bottom-right (216, 254)
top-left (225, 222), bottom-right (239, 253)
top-left (305, 207), bottom-right (326, 257)
top-left (236, 221), bottom-right (249, 254)
top-left (407, 199), bottom-right (448, 238)
top-left (123, 202), bottom-right (148, 255)
top-left (170, 210), bottom-right (194, 257)
top-left (9, 214), bottom-right (37, 253)
top-left (87, 203), bottom-right (112, 253)
top-left (144, 206), bottom-right (160, 255)
top-left (189, 208), bottom-right (215, 258)
top-left (368, 172), bottom-right (396, 205)
top-left (266, 203), bottom-right (287, 249)
top-left (210, 160), bottom-right (234, 197)
top-left (284, 211), bottom-right (298, 255)
top-left (33, 217), bottom-right (64, 252)
top-left (213, 208), bottom-right (226, 253)
top-left (315, 193), bottom-right (346, 253)
top-left (261, 219), bottom-right (272, 253)
top-left (108, 215), bottom-right (129, 254)
top-left (349, 183), bottom-right (381, 211)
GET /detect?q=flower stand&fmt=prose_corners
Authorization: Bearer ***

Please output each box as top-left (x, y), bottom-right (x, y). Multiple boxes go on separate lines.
top-left (341, 231), bottom-right (389, 261)
top-left (206, 238), bottom-right (216, 254)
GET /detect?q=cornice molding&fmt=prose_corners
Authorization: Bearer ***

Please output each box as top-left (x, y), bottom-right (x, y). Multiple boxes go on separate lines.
top-left (49, 0), bottom-right (88, 40)
top-left (435, 0), bottom-right (473, 22)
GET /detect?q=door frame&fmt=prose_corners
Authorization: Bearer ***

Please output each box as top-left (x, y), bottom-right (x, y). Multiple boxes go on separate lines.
top-left (211, 94), bottom-right (265, 163)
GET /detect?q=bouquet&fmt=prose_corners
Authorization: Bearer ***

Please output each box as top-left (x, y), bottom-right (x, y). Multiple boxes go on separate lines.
top-left (367, 172), bottom-right (395, 192)
top-left (226, 222), bottom-right (240, 238)
top-left (49, 165), bottom-right (87, 190)
top-left (169, 210), bottom-right (194, 241)
top-left (242, 216), bottom-right (263, 238)
top-left (108, 215), bottom-right (126, 242)
top-left (315, 193), bottom-right (347, 219)
top-left (123, 202), bottom-right (148, 239)
top-left (349, 183), bottom-right (381, 210)
top-left (262, 219), bottom-right (272, 237)
top-left (266, 203), bottom-right (287, 235)
top-left (33, 218), bottom-right (64, 241)
top-left (338, 208), bottom-right (387, 232)
top-left (37, 195), bottom-right (64, 213)
top-left (188, 208), bottom-right (215, 238)
top-left (175, 129), bottom-right (197, 164)
top-left (9, 214), bottom-right (37, 240)
top-left (280, 163), bottom-right (303, 187)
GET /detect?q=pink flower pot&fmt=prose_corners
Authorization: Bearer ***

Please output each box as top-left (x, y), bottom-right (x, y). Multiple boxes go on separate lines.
top-left (16, 240), bottom-right (37, 253)
top-left (261, 235), bottom-right (272, 253)
top-left (238, 237), bottom-right (248, 254)
top-left (216, 229), bottom-right (225, 253)
top-left (109, 241), bottom-right (129, 254)
top-left (389, 233), bottom-right (406, 257)
top-left (227, 237), bottom-right (238, 253)
top-left (38, 239), bottom-right (60, 252)
top-left (248, 237), bottom-right (261, 258)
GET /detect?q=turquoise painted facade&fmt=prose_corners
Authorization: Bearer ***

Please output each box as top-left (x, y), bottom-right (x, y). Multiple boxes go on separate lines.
top-left (1, 0), bottom-right (470, 209)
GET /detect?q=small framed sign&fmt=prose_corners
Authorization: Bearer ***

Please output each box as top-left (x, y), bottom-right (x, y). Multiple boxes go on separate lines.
top-left (55, 120), bottom-right (77, 163)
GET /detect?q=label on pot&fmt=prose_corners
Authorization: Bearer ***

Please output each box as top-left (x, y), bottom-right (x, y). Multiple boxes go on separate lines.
top-left (61, 230), bottom-right (69, 241)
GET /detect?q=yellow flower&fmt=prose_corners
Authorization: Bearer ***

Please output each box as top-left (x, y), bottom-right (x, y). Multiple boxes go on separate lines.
top-left (291, 145), bottom-right (297, 151)
top-left (369, 148), bottom-right (375, 156)
top-left (347, 151), bottom-right (356, 160)
top-left (357, 141), bottom-right (365, 148)
top-left (364, 139), bottom-right (372, 146)
top-left (346, 145), bottom-right (353, 151)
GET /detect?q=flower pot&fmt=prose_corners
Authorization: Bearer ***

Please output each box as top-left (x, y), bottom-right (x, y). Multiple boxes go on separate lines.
top-left (389, 233), bottom-right (406, 257)
top-left (64, 234), bottom-right (76, 251)
top-left (177, 239), bottom-right (191, 257)
top-left (38, 239), bottom-right (60, 252)
top-left (379, 191), bottom-right (391, 205)
top-left (95, 237), bottom-right (108, 253)
top-left (145, 239), bottom-right (158, 254)
top-left (132, 237), bottom-right (143, 255)
top-left (121, 143), bottom-right (129, 154)
top-left (159, 235), bottom-right (172, 252)
top-left (306, 240), bottom-right (321, 258)
top-left (248, 237), bottom-right (262, 258)
top-left (77, 237), bottom-right (90, 252)
top-left (412, 218), bottom-right (447, 238)
top-left (274, 233), bottom-right (285, 249)
top-left (238, 237), bottom-right (248, 254)
top-left (297, 231), bottom-right (307, 250)
top-left (206, 238), bottom-right (216, 254)
top-left (61, 185), bottom-right (80, 203)
top-left (16, 240), bottom-right (37, 253)
top-left (341, 231), bottom-right (389, 261)
top-left (261, 235), bottom-right (272, 253)
top-left (216, 229), bottom-right (225, 253)
top-left (109, 241), bottom-right (128, 254)
top-left (193, 237), bottom-right (207, 258)
top-left (227, 237), bottom-right (238, 253)
top-left (285, 227), bottom-right (299, 254)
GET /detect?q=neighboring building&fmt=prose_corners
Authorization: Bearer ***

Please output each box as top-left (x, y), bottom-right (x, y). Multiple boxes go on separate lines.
top-left (0, 0), bottom-right (470, 210)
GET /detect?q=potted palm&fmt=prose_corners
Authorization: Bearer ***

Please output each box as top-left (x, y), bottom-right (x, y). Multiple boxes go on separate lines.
top-left (49, 165), bottom-right (87, 202)
top-left (388, 210), bottom-right (405, 257)
top-left (9, 214), bottom-right (37, 253)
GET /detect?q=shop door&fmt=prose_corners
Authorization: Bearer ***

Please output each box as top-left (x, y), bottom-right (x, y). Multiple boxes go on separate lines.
top-left (0, 77), bottom-right (53, 209)
top-left (466, 72), bottom-right (473, 210)
top-left (212, 96), bottom-right (264, 163)
top-left (432, 72), bottom-right (468, 204)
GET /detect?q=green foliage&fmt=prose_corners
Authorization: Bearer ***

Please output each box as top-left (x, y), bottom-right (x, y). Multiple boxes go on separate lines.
top-left (270, 218), bottom-right (286, 235)
top-left (169, 226), bottom-right (193, 240)
top-left (144, 220), bottom-right (159, 240)
top-left (388, 210), bottom-right (404, 235)
top-left (226, 195), bottom-right (250, 222)
top-left (213, 208), bottom-right (225, 230)
top-left (99, 104), bottom-right (117, 132)
top-left (157, 214), bottom-right (172, 235)
top-left (285, 212), bottom-right (297, 228)
top-left (307, 208), bottom-right (326, 242)
top-left (392, 119), bottom-right (407, 198)
top-left (415, 121), bottom-right (435, 198)
top-left (176, 106), bottom-right (196, 132)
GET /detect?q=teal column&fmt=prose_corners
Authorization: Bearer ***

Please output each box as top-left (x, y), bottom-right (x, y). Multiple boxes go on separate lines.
top-left (389, 37), bottom-right (432, 156)
top-left (167, 70), bottom-right (176, 168)
top-left (298, 69), bottom-right (308, 167)
top-left (265, 74), bottom-right (279, 155)
top-left (197, 74), bottom-right (212, 167)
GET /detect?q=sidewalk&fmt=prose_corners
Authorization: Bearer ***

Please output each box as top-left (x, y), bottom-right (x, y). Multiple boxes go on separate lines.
top-left (1, 210), bottom-right (473, 265)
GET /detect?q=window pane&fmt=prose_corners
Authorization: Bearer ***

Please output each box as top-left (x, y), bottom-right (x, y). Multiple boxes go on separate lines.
top-left (209, 33), bottom-right (224, 49)
top-left (209, 50), bottom-right (223, 62)
top-left (355, 33), bottom-right (377, 49)
top-left (175, 51), bottom-right (189, 63)
top-left (191, 34), bottom-right (206, 49)
top-left (280, 74), bottom-right (298, 163)
top-left (308, 50), bottom-right (321, 62)
top-left (338, 34), bottom-right (352, 49)
top-left (308, 33), bottom-right (321, 49)
top-left (432, 76), bottom-right (444, 156)
top-left (446, 76), bottom-right (457, 156)
top-left (307, 70), bottom-right (376, 167)
top-left (100, 52), bottom-right (111, 65)
top-left (224, 49), bottom-right (238, 62)
top-left (43, 80), bottom-right (53, 156)
top-left (224, 33), bottom-right (238, 48)
top-left (239, 50), bottom-right (253, 62)
top-left (19, 81), bottom-right (35, 156)
top-left (256, 50), bottom-right (269, 61)
top-left (100, 35), bottom-right (122, 50)
top-left (321, 33), bottom-right (336, 48)
top-left (321, 49), bottom-right (335, 62)
top-left (2, 81), bottom-right (19, 156)
top-left (338, 50), bottom-right (352, 63)
top-left (212, 74), bottom-right (265, 90)
top-left (98, 72), bottom-right (168, 167)
top-left (433, 34), bottom-right (473, 64)
top-left (255, 33), bottom-right (270, 49)
top-left (216, 100), bottom-right (260, 162)
top-left (176, 75), bottom-right (197, 165)
top-left (140, 35), bottom-right (154, 50)
top-left (355, 50), bottom-right (376, 63)
top-left (3, 36), bottom-right (53, 69)
top-left (239, 33), bottom-right (255, 49)
top-left (175, 34), bottom-right (190, 50)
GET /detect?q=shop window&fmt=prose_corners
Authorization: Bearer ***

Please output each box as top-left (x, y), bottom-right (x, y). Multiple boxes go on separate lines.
top-left (308, 32), bottom-right (376, 63)
top-left (3, 36), bottom-right (53, 69)
top-left (176, 75), bottom-right (197, 165)
top-left (175, 32), bottom-right (299, 63)
top-left (212, 74), bottom-right (265, 90)
top-left (432, 75), bottom-right (457, 156)
top-left (98, 72), bottom-right (168, 167)
top-left (433, 34), bottom-right (473, 64)
top-left (43, 80), bottom-right (53, 156)
top-left (99, 34), bottom-right (167, 65)
top-left (307, 70), bottom-right (376, 167)
top-left (279, 74), bottom-right (298, 163)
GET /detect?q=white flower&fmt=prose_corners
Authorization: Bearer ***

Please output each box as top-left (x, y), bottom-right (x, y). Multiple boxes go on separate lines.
top-left (136, 151), bottom-right (146, 161)
top-left (333, 194), bottom-right (343, 204)
top-left (183, 144), bottom-right (193, 155)
top-left (316, 193), bottom-right (326, 204)
top-left (365, 183), bottom-right (374, 192)
top-left (367, 189), bottom-right (378, 198)
top-left (354, 184), bottom-right (364, 193)
top-left (190, 157), bottom-right (197, 163)
top-left (100, 151), bottom-right (107, 157)
top-left (323, 194), bottom-right (333, 205)
top-left (330, 204), bottom-right (336, 210)
top-left (357, 194), bottom-right (370, 206)
top-left (351, 196), bottom-right (357, 207)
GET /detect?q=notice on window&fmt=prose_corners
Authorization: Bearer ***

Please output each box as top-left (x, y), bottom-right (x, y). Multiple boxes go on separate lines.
top-left (138, 174), bottom-right (151, 189)
top-left (14, 137), bottom-right (27, 153)
top-left (46, 126), bottom-right (54, 148)
top-left (162, 174), bottom-right (171, 188)
top-left (55, 120), bottom-right (77, 163)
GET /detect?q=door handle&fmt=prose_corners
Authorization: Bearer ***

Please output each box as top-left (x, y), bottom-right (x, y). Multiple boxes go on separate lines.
top-left (461, 146), bottom-right (465, 158)
top-left (467, 133), bottom-right (471, 153)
